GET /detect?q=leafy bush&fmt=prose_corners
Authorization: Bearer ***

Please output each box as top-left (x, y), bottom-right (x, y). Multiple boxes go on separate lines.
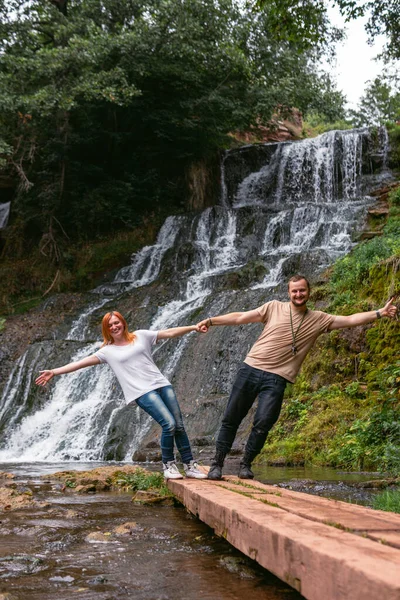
top-left (387, 123), bottom-right (400, 167)
top-left (302, 110), bottom-right (353, 137)
top-left (389, 185), bottom-right (400, 207)
top-left (330, 237), bottom-right (394, 295)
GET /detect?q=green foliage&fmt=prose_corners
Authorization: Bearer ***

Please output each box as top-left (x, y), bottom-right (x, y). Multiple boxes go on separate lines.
top-left (329, 237), bottom-right (395, 301)
top-left (0, 137), bottom-right (12, 168)
top-left (387, 124), bottom-right (400, 168)
top-left (284, 397), bottom-right (313, 431)
top-left (349, 76), bottom-right (400, 126)
top-left (252, 0), bottom-right (343, 51)
top-left (389, 187), bottom-right (400, 207)
top-left (254, 1), bottom-right (400, 62)
top-left (0, 0), bottom-right (346, 266)
top-left (335, 0), bottom-right (400, 61)
top-left (372, 490), bottom-right (400, 513)
top-left (264, 361), bottom-right (400, 474)
top-left (330, 400), bottom-right (400, 473)
top-left (302, 110), bottom-right (353, 137)
top-left (112, 468), bottom-right (171, 496)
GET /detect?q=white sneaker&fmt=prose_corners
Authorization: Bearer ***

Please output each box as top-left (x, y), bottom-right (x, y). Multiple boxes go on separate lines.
top-left (163, 461), bottom-right (183, 480)
top-left (183, 461), bottom-right (207, 479)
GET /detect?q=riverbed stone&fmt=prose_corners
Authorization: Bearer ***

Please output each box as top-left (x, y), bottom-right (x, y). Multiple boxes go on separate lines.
top-left (113, 521), bottom-right (138, 535)
top-left (85, 531), bottom-right (114, 543)
top-left (74, 484), bottom-right (97, 494)
top-left (132, 490), bottom-right (174, 505)
top-left (0, 486), bottom-right (35, 511)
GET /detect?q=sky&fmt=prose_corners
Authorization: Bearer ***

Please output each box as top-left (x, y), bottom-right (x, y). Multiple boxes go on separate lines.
top-left (327, 6), bottom-right (386, 110)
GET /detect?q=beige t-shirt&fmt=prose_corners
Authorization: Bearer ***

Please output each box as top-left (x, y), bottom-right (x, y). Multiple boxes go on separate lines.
top-left (244, 300), bottom-right (335, 383)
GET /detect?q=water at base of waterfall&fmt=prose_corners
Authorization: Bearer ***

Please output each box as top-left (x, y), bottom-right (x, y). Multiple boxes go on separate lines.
top-left (0, 461), bottom-right (385, 504)
top-left (0, 462), bottom-right (302, 600)
top-left (0, 460), bottom-right (387, 599)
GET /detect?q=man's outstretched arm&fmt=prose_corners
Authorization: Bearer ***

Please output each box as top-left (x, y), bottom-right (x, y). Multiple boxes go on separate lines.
top-left (328, 298), bottom-right (398, 330)
top-left (197, 309), bottom-right (263, 329)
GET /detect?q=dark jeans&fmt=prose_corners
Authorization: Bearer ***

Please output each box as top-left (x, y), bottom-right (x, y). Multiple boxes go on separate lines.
top-left (136, 385), bottom-right (193, 465)
top-left (216, 363), bottom-right (287, 462)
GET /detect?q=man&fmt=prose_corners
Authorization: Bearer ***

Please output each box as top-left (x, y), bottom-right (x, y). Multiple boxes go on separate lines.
top-left (197, 275), bottom-right (398, 480)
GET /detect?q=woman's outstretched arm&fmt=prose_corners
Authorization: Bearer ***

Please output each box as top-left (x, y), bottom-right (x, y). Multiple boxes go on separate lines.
top-left (35, 355), bottom-right (101, 387)
top-left (157, 324), bottom-right (207, 340)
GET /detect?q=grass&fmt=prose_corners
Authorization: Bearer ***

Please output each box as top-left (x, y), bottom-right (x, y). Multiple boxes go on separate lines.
top-left (112, 468), bottom-right (172, 496)
top-left (372, 490), bottom-right (400, 514)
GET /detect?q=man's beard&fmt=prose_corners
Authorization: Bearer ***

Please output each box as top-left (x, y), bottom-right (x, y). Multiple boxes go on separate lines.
top-left (292, 298), bottom-right (308, 306)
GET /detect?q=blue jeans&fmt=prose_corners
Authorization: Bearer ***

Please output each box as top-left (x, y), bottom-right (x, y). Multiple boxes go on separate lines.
top-left (216, 363), bottom-right (287, 462)
top-left (136, 385), bottom-right (193, 465)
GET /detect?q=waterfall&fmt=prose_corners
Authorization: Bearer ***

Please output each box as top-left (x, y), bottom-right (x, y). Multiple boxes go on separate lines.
top-left (0, 127), bottom-right (390, 462)
top-left (0, 202), bottom-right (10, 229)
top-left (151, 207), bottom-right (238, 330)
top-left (67, 216), bottom-right (183, 341)
top-left (151, 207), bottom-right (238, 377)
top-left (378, 126), bottom-right (390, 170)
top-left (220, 152), bottom-right (229, 208)
top-left (111, 216), bottom-right (182, 289)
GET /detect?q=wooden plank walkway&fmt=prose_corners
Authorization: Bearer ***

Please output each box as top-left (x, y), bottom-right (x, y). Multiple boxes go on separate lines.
top-left (167, 475), bottom-right (400, 600)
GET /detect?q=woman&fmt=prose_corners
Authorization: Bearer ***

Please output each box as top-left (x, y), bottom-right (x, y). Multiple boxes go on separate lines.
top-left (35, 311), bottom-right (207, 480)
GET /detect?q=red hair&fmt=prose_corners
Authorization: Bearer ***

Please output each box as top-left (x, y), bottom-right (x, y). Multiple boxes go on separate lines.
top-left (101, 311), bottom-right (136, 346)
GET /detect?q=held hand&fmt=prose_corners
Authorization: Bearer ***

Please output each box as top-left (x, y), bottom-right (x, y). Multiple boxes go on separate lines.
top-left (381, 298), bottom-right (398, 319)
top-left (196, 318), bottom-right (210, 331)
top-left (35, 370), bottom-right (54, 387)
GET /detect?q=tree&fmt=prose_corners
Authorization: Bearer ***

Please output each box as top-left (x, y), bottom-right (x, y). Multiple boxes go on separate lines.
top-left (253, 0), bottom-right (400, 61)
top-left (252, 0), bottom-right (343, 52)
top-left (0, 0), bottom-right (346, 260)
top-left (349, 76), bottom-right (400, 125)
top-left (335, 0), bottom-right (400, 61)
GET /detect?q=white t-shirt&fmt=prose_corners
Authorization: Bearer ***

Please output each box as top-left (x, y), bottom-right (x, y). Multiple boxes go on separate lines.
top-left (94, 329), bottom-right (170, 404)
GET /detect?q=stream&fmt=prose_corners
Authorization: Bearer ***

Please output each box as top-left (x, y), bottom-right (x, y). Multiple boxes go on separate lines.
top-left (0, 461), bottom-right (388, 600)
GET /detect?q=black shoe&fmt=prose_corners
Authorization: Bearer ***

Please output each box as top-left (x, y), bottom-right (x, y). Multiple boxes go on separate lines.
top-left (208, 464), bottom-right (223, 480)
top-left (207, 449), bottom-right (226, 480)
top-left (238, 463), bottom-right (254, 479)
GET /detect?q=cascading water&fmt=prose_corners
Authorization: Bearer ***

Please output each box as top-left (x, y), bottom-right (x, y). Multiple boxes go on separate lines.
top-left (67, 216), bottom-right (184, 341)
top-left (111, 215), bottom-right (183, 290)
top-left (0, 202), bottom-right (10, 230)
top-left (151, 207), bottom-right (239, 377)
top-left (0, 127), bottom-right (391, 462)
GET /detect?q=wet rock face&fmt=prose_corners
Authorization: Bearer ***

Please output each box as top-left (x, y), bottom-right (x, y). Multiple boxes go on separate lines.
top-left (0, 293), bottom-right (92, 399)
top-left (222, 143), bottom-right (285, 206)
top-left (0, 127), bottom-right (395, 463)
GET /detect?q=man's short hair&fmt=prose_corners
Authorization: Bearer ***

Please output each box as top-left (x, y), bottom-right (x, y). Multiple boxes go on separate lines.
top-left (288, 275), bottom-right (310, 290)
